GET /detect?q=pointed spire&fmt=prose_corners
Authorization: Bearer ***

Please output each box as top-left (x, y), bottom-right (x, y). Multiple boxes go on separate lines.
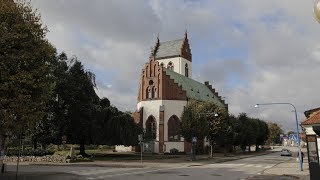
top-left (152, 34), bottom-right (160, 58)
top-left (184, 29), bottom-right (188, 39)
top-left (157, 33), bottom-right (160, 44)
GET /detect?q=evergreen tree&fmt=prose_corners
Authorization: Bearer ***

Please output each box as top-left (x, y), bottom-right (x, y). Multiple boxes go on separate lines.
top-left (63, 59), bottom-right (99, 156)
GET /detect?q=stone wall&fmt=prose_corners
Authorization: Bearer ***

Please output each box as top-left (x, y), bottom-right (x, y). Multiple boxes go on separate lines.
top-left (115, 145), bottom-right (132, 152)
top-left (4, 155), bottom-right (66, 163)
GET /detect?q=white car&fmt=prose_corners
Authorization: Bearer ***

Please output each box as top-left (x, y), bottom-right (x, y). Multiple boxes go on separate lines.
top-left (280, 149), bottom-right (292, 156)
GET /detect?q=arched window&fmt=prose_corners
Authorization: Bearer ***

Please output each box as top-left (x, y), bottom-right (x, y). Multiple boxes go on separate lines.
top-left (168, 115), bottom-right (180, 141)
top-left (146, 116), bottom-right (157, 140)
top-left (160, 62), bottom-right (164, 67)
top-left (146, 87), bottom-right (151, 99)
top-left (151, 87), bottom-right (156, 98)
top-left (167, 62), bottom-right (174, 71)
top-left (146, 88), bottom-right (149, 99)
top-left (154, 88), bottom-right (157, 98)
top-left (185, 63), bottom-right (189, 77)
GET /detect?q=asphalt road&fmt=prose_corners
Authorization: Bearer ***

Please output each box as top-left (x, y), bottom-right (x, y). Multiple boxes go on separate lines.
top-left (0, 151), bottom-right (294, 180)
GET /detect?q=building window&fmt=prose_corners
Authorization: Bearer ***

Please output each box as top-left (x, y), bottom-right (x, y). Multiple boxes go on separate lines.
top-left (154, 88), bottom-right (157, 98)
top-left (146, 116), bottom-right (156, 140)
top-left (151, 87), bottom-right (157, 98)
top-left (168, 115), bottom-right (180, 141)
top-left (149, 80), bottom-right (153, 85)
top-left (185, 63), bottom-right (189, 77)
top-left (160, 62), bottom-right (164, 67)
top-left (146, 87), bottom-right (151, 99)
top-left (167, 62), bottom-right (174, 71)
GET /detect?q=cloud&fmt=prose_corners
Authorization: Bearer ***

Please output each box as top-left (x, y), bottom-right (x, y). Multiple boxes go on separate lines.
top-left (30, 0), bottom-right (320, 132)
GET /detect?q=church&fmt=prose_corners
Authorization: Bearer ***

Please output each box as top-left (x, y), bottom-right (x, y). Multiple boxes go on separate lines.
top-left (133, 32), bottom-right (228, 154)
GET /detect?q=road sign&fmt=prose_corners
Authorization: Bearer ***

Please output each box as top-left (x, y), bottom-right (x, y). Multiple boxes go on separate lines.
top-left (192, 137), bottom-right (197, 143)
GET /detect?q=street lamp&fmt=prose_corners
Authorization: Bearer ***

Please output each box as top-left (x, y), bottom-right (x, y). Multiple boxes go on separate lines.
top-left (314, 0), bottom-right (320, 23)
top-left (199, 112), bottom-right (218, 117)
top-left (254, 103), bottom-right (303, 171)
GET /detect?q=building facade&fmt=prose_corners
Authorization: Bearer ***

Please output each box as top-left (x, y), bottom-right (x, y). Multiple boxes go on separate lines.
top-left (301, 107), bottom-right (320, 162)
top-left (133, 32), bottom-right (228, 153)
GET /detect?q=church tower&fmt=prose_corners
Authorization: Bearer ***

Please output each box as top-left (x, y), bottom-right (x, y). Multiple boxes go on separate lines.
top-left (152, 31), bottom-right (192, 78)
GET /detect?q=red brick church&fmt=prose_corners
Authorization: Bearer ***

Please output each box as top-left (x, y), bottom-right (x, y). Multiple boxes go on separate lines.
top-left (133, 32), bottom-right (227, 153)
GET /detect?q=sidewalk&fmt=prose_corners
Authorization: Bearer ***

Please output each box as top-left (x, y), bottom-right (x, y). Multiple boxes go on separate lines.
top-left (263, 158), bottom-right (310, 180)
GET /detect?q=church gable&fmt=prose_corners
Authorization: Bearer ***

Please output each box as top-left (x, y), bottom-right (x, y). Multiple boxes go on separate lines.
top-left (137, 58), bottom-right (187, 102)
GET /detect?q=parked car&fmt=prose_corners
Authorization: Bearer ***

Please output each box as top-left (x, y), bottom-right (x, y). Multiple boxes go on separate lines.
top-left (280, 149), bottom-right (292, 156)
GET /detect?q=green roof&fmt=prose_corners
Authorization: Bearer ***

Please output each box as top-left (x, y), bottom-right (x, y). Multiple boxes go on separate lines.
top-left (163, 68), bottom-right (225, 107)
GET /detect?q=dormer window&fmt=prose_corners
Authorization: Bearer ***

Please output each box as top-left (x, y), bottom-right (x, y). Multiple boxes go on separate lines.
top-left (167, 62), bottom-right (174, 71)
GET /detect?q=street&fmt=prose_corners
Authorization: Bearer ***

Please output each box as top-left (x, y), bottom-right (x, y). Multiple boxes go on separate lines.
top-left (0, 151), bottom-right (297, 180)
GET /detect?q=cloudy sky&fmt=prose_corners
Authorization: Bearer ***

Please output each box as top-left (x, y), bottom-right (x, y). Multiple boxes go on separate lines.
top-left (31, 0), bottom-right (320, 132)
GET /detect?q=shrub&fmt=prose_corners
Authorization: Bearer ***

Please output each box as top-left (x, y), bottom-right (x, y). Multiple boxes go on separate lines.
top-left (6, 148), bottom-right (54, 156)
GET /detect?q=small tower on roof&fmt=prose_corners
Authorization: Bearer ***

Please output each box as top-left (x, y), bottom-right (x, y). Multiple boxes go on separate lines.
top-left (152, 32), bottom-right (192, 78)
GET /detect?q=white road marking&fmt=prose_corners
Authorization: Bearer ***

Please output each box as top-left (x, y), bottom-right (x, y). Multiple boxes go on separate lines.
top-left (211, 163), bottom-right (274, 169)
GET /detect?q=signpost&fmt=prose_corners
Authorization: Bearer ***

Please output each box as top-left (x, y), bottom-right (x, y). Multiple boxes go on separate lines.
top-left (191, 137), bottom-right (197, 161)
top-left (138, 134), bottom-right (143, 166)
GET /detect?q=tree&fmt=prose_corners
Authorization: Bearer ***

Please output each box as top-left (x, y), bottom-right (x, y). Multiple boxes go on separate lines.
top-left (27, 52), bottom-right (69, 149)
top-left (0, 0), bottom-right (56, 169)
top-left (238, 113), bottom-right (259, 152)
top-left (287, 131), bottom-right (295, 136)
top-left (180, 100), bottom-right (209, 143)
top-left (63, 60), bottom-right (99, 156)
top-left (180, 100), bottom-right (230, 155)
top-left (203, 102), bottom-right (230, 153)
top-left (107, 111), bottom-right (141, 146)
top-left (255, 119), bottom-right (269, 151)
top-left (266, 122), bottom-right (283, 145)
top-left (229, 114), bottom-right (242, 151)
top-left (92, 101), bottom-right (141, 146)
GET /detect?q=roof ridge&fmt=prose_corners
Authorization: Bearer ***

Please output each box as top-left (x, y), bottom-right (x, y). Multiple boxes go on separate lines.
top-left (162, 68), bottom-right (225, 107)
top-left (163, 67), bottom-right (203, 86)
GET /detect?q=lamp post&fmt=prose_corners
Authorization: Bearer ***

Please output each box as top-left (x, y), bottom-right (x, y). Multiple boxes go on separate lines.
top-left (254, 103), bottom-right (303, 171)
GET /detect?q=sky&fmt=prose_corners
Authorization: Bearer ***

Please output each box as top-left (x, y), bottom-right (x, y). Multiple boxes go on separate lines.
top-left (30, 0), bottom-right (320, 132)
